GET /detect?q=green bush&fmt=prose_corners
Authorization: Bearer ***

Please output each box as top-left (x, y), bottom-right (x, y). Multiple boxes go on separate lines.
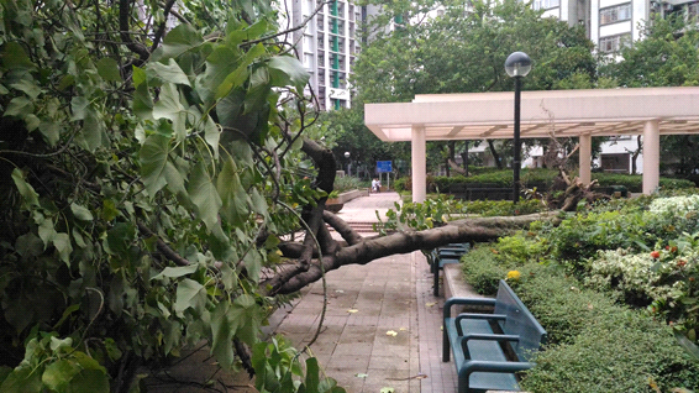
top-left (463, 199), bottom-right (547, 216)
top-left (333, 176), bottom-right (364, 192)
top-left (394, 177), bottom-right (410, 192)
top-left (460, 246), bottom-right (509, 295)
top-left (521, 309), bottom-right (699, 392)
top-left (428, 169), bottom-right (694, 195)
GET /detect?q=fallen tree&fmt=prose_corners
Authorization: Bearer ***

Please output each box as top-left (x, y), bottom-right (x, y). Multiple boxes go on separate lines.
top-left (0, 2), bottom-right (570, 392)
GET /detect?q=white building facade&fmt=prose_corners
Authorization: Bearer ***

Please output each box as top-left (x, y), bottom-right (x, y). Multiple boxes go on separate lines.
top-left (279, 0), bottom-right (382, 110)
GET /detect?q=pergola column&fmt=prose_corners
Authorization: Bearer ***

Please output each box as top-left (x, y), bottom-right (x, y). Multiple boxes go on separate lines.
top-left (411, 125), bottom-right (426, 203)
top-left (643, 120), bottom-right (660, 194)
top-left (579, 133), bottom-right (592, 186)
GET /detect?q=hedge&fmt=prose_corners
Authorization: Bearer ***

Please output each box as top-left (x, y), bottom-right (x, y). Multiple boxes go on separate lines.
top-left (459, 245), bottom-right (699, 392)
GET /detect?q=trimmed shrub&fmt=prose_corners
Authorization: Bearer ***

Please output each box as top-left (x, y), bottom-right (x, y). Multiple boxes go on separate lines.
top-left (521, 309), bottom-right (699, 392)
top-left (463, 199), bottom-right (547, 216)
top-left (460, 246), bottom-right (509, 295)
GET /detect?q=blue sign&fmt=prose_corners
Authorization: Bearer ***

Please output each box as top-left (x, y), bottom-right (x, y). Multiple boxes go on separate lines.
top-left (377, 161), bottom-right (393, 173)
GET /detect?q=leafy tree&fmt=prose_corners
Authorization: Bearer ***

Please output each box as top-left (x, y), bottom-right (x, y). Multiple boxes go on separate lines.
top-left (601, 15), bottom-right (699, 178)
top-left (0, 1), bottom-right (550, 392)
top-left (353, 0), bottom-right (598, 170)
top-left (322, 106), bottom-right (410, 178)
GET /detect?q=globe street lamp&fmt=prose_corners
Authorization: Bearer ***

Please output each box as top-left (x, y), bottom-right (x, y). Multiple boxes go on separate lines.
top-left (504, 52), bottom-right (532, 204)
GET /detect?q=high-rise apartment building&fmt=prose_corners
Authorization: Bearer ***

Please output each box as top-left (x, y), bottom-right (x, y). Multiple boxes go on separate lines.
top-left (534, 0), bottom-right (699, 54)
top-left (280, 0), bottom-right (381, 110)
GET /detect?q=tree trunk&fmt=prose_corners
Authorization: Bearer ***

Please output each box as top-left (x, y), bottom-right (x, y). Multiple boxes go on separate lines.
top-left (488, 140), bottom-right (503, 169)
top-left (461, 141), bottom-right (469, 176)
top-left (262, 211), bottom-right (558, 295)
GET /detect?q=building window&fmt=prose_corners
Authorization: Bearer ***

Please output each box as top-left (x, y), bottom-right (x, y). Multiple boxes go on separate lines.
top-left (599, 34), bottom-right (630, 53)
top-left (532, 0), bottom-right (560, 10)
top-left (600, 3), bottom-right (632, 25)
top-left (689, 2), bottom-right (699, 18)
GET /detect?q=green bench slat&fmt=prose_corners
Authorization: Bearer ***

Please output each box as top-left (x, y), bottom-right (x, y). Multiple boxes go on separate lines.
top-left (443, 281), bottom-right (546, 393)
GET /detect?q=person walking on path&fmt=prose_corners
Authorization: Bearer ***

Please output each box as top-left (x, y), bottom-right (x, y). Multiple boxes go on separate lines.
top-left (371, 178), bottom-right (381, 193)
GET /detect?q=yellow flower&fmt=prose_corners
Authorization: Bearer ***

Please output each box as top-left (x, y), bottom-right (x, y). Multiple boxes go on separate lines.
top-left (506, 270), bottom-right (521, 280)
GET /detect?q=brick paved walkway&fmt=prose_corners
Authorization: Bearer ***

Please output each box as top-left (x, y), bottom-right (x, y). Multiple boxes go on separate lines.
top-left (273, 192), bottom-right (460, 393)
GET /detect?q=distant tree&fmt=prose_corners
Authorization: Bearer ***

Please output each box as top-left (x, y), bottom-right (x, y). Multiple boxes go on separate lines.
top-left (601, 15), bottom-right (699, 176)
top-left (353, 0), bottom-right (597, 171)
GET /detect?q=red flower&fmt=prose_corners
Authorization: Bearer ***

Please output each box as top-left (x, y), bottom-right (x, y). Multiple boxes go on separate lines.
top-left (650, 251), bottom-right (660, 259)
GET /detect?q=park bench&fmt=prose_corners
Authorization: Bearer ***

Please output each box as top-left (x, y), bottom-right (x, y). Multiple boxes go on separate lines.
top-left (442, 280), bottom-right (547, 393)
top-left (430, 243), bottom-right (470, 296)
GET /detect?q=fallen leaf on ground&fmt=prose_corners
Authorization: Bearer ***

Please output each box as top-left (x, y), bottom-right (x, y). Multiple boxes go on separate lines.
top-left (380, 388), bottom-right (395, 393)
top-left (386, 330), bottom-right (398, 336)
top-left (335, 289), bottom-right (345, 294)
top-left (355, 373), bottom-right (368, 378)
top-left (347, 309), bottom-right (359, 314)
top-left (425, 302), bottom-right (436, 307)
top-left (399, 327), bottom-right (408, 331)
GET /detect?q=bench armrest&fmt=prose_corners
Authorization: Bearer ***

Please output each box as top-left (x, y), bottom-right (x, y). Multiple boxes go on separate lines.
top-left (443, 297), bottom-right (497, 319)
top-left (458, 360), bottom-right (534, 390)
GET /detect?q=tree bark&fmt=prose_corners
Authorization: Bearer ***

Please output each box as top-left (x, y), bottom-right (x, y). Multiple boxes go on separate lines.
top-left (487, 140), bottom-right (503, 169)
top-left (263, 212), bottom-right (557, 295)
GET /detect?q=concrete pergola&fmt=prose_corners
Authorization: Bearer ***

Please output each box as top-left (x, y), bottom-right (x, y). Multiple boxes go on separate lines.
top-left (365, 86), bottom-right (699, 202)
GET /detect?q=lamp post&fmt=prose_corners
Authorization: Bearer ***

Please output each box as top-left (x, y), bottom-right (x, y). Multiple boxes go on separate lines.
top-left (504, 52), bottom-right (532, 204)
top-left (344, 151), bottom-right (351, 176)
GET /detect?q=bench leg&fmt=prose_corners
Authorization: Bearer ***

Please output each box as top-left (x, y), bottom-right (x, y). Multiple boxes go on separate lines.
top-left (433, 265), bottom-right (440, 297)
top-left (443, 324), bottom-right (450, 362)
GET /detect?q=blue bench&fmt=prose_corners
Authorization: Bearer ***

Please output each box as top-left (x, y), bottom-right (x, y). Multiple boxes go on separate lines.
top-left (430, 243), bottom-right (469, 296)
top-left (442, 280), bottom-right (547, 393)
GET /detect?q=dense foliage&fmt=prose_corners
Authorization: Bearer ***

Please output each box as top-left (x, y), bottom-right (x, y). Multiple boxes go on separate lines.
top-left (460, 220), bottom-right (699, 391)
top-left (0, 1), bottom-right (346, 392)
top-left (394, 169), bottom-right (695, 193)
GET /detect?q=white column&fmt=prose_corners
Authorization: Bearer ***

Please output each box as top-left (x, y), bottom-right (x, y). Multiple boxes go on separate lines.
top-left (642, 120), bottom-right (660, 195)
top-left (411, 126), bottom-right (427, 203)
top-left (579, 133), bottom-right (592, 186)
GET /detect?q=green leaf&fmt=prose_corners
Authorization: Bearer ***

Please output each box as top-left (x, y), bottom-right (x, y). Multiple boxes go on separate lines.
top-left (250, 188), bottom-right (268, 217)
top-left (71, 96), bottom-right (90, 121)
top-left (152, 264), bottom-right (199, 280)
top-left (0, 366), bottom-right (42, 393)
top-left (42, 359), bottom-right (80, 392)
top-left (70, 203), bottom-right (93, 221)
top-left (96, 57), bottom-right (121, 82)
top-left (187, 161), bottom-right (222, 230)
top-left (38, 121), bottom-right (61, 146)
top-left (77, 108), bottom-right (105, 152)
top-left (174, 278), bottom-right (206, 315)
top-left (132, 83), bottom-right (153, 120)
top-left (163, 161), bottom-right (187, 196)
top-left (229, 294), bottom-right (263, 346)
top-left (2, 42), bottom-right (36, 70)
top-left (215, 43), bottom-right (266, 100)
top-left (11, 169), bottom-right (39, 207)
top-left (5, 96), bottom-right (33, 117)
top-left (152, 24), bottom-right (203, 62)
top-left (0, 367), bottom-right (11, 386)
top-left (10, 79), bottom-right (42, 99)
top-left (53, 233), bottom-right (73, 264)
top-left (38, 218), bottom-right (56, 247)
top-left (149, 59), bottom-right (191, 86)
top-left (268, 56), bottom-right (310, 92)
top-left (303, 358), bottom-right (321, 393)
top-left (204, 115), bottom-right (220, 159)
top-left (217, 157), bottom-right (248, 225)
top-left (65, 369), bottom-right (109, 393)
top-left (210, 301), bottom-right (236, 369)
top-left (152, 83), bottom-right (185, 122)
top-left (132, 66), bottom-right (147, 87)
top-left (198, 46), bottom-right (241, 104)
top-left (139, 134), bottom-right (171, 196)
